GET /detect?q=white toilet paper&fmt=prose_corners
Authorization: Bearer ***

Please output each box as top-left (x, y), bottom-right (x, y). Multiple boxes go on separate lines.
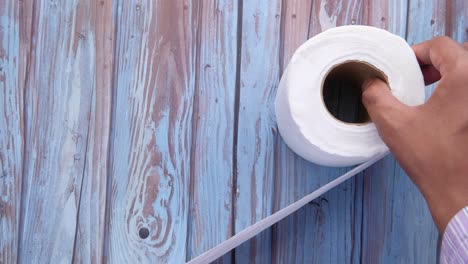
top-left (275, 25), bottom-right (425, 167)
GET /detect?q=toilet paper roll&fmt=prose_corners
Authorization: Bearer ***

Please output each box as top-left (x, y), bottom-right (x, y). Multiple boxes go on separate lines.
top-left (275, 25), bottom-right (425, 167)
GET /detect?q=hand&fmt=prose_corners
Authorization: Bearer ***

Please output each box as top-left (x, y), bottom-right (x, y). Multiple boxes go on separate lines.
top-left (361, 36), bottom-right (468, 233)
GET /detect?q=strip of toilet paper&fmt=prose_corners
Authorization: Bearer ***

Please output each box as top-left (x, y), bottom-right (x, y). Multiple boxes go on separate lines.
top-left (188, 26), bottom-right (424, 263)
top-left (187, 150), bottom-right (388, 264)
top-left (275, 25), bottom-right (425, 166)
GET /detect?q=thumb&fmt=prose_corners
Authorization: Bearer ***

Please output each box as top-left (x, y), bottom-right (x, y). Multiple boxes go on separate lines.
top-left (361, 78), bottom-right (413, 146)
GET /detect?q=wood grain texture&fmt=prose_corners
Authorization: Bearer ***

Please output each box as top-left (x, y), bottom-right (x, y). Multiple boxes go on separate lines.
top-left (186, 0), bottom-right (237, 262)
top-left (407, 0), bottom-right (446, 98)
top-left (309, 0), bottom-right (362, 36)
top-left (271, 1), bottom-right (365, 263)
top-left (1, 1), bottom-right (464, 262)
top-left (233, 0), bottom-right (281, 263)
top-left (106, 1), bottom-right (198, 262)
top-left (72, 0), bottom-right (114, 263)
top-left (0, 1), bottom-right (21, 262)
top-left (447, 0), bottom-right (468, 42)
top-left (19, 0), bottom-right (97, 262)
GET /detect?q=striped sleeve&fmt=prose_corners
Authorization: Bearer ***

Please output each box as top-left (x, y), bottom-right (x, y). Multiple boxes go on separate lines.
top-left (440, 207), bottom-right (468, 264)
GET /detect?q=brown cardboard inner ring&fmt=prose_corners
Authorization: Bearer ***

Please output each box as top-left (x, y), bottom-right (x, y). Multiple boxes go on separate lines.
top-left (322, 61), bottom-right (389, 125)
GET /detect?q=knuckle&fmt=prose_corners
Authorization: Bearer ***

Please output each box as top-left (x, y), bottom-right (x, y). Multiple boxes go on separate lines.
top-left (361, 86), bottom-right (380, 106)
top-left (431, 36), bottom-right (462, 71)
top-left (433, 36), bottom-right (453, 45)
top-left (361, 80), bottom-right (389, 106)
top-left (432, 37), bottom-right (454, 58)
top-left (451, 59), bottom-right (468, 84)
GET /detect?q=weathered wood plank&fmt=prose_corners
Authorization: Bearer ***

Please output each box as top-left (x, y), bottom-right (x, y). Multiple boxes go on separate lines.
top-left (19, 0), bottom-right (97, 262)
top-left (0, 1), bottom-right (21, 262)
top-left (186, 0), bottom-right (237, 262)
top-left (279, 0), bottom-right (313, 73)
top-left (271, 1), bottom-right (325, 262)
top-left (72, 0), bottom-right (114, 263)
top-left (360, 0), bottom-right (440, 262)
top-left (362, 0), bottom-right (408, 33)
top-left (106, 1), bottom-right (198, 262)
top-left (407, 0), bottom-right (447, 97)
top-left (311, 0), bottom-right (363, 30)
top-left (448, 0), bottom-right (468, 42)
top-left (271, 1), bottom-right (364, 263)
top-left (234, 1), bottom-right (282, 262)
top-left (363, 158), bottom-right (439, 263)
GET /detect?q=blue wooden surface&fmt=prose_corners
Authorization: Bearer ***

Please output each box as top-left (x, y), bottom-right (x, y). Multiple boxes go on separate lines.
top-left (19, 1), bottom-right (98, 262)
top-left (0, 0), bottom-right (467, 263)
top-left (270, 1), bottom-right (364, 263)
top-left (234, 1), bottom-right (280, 263)
top-left (187, 0), bottom-right (238, 262)
top-left (0, 1), bottom-right (21, 263)
top-left (108, 1), bottom-right (198, 262)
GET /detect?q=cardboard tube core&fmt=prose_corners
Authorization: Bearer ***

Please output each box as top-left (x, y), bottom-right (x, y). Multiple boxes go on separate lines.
top-left (322, 61), bottom-right (389, 124)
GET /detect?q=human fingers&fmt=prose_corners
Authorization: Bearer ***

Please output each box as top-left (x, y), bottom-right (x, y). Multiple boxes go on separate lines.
top-left (412, 36), bottom-right (464, 76)
top-left (361, 78), bottom-right (414, 149)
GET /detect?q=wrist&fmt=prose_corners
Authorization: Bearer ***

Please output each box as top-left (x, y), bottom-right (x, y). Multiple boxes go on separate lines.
top-left (422, 185), bottom-right (468, 233)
